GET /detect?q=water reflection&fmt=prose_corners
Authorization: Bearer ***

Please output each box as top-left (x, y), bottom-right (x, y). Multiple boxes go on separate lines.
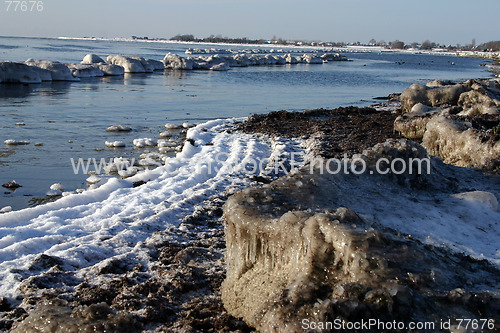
top-left (123, 72), bottom-right (151, 85)
top-left (164, 70), bottom-right (189, 80)
top-left (0, 81), bottom-right (75, 99)
top-left (0, 84), bottom-right (35, 99)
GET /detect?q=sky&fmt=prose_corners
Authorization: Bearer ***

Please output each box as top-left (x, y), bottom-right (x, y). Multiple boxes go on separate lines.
top-left (0, 0), bottom-right (498, 45)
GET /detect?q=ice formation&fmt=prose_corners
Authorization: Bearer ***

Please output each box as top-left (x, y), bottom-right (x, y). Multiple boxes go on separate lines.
top-left (27, 65), bottom-right (52, 81)
top-left (129, 56), bottom-right (163, 71)
top-left (396, 79), bottom-right (500, 170)
top-left (210, 62), bottom-right (230, 71)
top-left (105, 141), bottom-right (126, 148)
top-left (106, 125), bottom-right (132, 132)
top-left (132, 138), bottom-right (155, 148)
top-left (106, 55), bottom-right (147, 73)
top-left (97, 63), bottom-right (125, 76)
top-left (4, 139), bottom-right (30, 145)
top-left (302, 54), bottom-right (323, 64)
top-left (422, 116), bottom-right (500, 168)
top-left (0, 61), bottom-right (42, 84)
top-left (163, 52), bottom-right (194, 70)
top-left (221, 139), bottom-right (500, 332)
top-left (24, 59), bottom-right (79, 81)
top-left (400, 82), bottom-right (468, 113)
top-left (102, 157), bottom-right (136, 175)
top-left (453, 190), bottom-right (498, 212)
top-left (0, 206), bottom-right (12, 214)
top-left (50, 183), bottom-right (64, 191)
top-left (81, 53), bottom-right (105, 64)
top-left (164, 123), bottom-right (179, 130)
top-left (67, 64), bottom-right (104, 78)
top-left (46, 189), bottom-right (62, 197)
top-left (86, 175), bottom-right (102, 184)
top-left (162, 51), bottom-right (346, 71)
top-left (393, 103), bottom-right (440, 140)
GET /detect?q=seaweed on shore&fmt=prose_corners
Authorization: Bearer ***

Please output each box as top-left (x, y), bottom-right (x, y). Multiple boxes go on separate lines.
top-left (236, 106), bottom-right (402, 158)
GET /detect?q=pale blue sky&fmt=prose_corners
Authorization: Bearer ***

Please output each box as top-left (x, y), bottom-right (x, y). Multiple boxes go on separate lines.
top-left (0, 0), bottom-right (498, 45)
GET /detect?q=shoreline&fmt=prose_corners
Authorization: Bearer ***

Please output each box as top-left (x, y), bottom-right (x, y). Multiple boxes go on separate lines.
top-left (1, 78), bottom-right (499, 331)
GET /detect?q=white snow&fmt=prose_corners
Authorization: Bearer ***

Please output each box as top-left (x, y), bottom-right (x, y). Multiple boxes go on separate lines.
top-left (0, 119), bottom-right (299, 301)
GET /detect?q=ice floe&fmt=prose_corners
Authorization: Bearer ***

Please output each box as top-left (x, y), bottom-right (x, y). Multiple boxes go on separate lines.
top-left (81, 53), bottom-right (105, 64)
top-left (67, 64), bottom-right (104, 78)
top-left (106, 55), bottom-right (148, 73)
top-left (132, 138), bottom-right (155, 148)
top-left (25, 59), bottom-right (79, 81)
top-left (105, 141), bottom-right (126, 148)
top-left (73, 64), bottom-right (104, 78)
top-left (86, 174), bottom-right (102, 184)
top-left (106, 125), bottom-right (132, 132)
top-left (46, 189), bottom-right (62, 197)
top-left (49, 183), bottom-right (64, 191)
top-left (0, 206), bottom-right (12, 214)
top-left (97, 63), bottom-right (125, 76)
top-left (0, 61), bottom-right (42, 84)
top-left (165, 123), bottom-right (179, 129)
top-left (163, 52), bottom-right (194, 70)
top-left (4, 139), bottom-right (30, 146)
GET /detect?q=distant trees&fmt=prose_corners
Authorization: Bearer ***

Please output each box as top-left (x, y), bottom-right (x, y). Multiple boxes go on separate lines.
top-left (170, 34), bottom-right (196, 42)
top-left (169, 34), bottom-right (264, 44)
top-left (478, 40), bottom-right (500, 51)
top-left (377, 40), bottom-right (387, 47)
top-left (420, 40), bottom-right (436, 50)
top-left (390, 40), bottom-right (405, 49)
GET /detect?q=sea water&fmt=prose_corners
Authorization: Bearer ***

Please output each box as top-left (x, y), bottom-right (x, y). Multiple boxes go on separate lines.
top-left (0, 36), bottom-right (489, 210)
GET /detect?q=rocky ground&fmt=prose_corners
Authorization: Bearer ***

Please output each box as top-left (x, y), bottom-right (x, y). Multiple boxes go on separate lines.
top-left (236, 106), bottom-right (402, 159)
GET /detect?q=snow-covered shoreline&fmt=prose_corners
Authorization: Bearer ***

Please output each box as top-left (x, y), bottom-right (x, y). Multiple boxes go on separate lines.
top-left (0, 118), bottom-right (305, 302)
